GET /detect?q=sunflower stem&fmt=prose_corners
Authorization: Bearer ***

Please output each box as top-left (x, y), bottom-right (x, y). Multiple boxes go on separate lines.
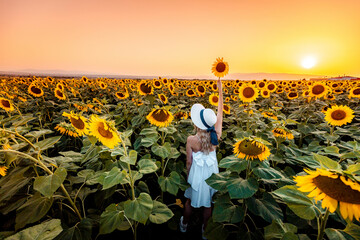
top-left (317, 208), bottom-right (330, 240)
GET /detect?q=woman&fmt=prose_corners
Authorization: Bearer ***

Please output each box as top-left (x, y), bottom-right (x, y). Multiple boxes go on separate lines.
top-left (180, 78), bottom-right (223, 239)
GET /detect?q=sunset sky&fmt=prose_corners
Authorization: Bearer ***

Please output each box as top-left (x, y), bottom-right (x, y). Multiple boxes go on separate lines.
top-left (0, 0), bottom-right (359, 78)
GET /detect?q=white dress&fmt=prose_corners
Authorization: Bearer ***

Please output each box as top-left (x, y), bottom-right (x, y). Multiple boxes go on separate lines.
top-left (184, 150), bottom-right (219, 208)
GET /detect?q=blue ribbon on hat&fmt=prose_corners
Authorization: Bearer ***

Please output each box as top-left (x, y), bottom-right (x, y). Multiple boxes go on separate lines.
top-left (200, 109), bottom-right (219, 146)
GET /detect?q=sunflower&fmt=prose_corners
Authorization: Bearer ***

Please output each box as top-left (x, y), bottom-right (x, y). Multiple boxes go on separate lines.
top-left (132, 98), bottom-right (143, 106)
top-left (310, 82), bottom-right (328, 99)
top-left (153, 79), bottom-right (162, 89)
top-left (239, 84), bottom-right (259, 103)
top-left (186, 89), bottom-right (196, 97)
top-left (209, 93), bottom-right (219, 106)
top-left (225, 97), bottom-right (230, 102)
top-left (211, 57), bottom-right (229, 78)
top-left (56, 83), bottom-right (64, 91)
top-left (261, 90), bottom-right (270, 98)
top-left (54, 88), bottom-right (66, 100)
top-left (55, 122), bottom-right (80, 138)
top-left (223, 104), bottom-right (230, 114)
top-left (287, 92), bottom-right (298, 100)
top-left (28, 84), bottom-right (44, 97)
top-left (174, 111), bottom-right (188, 120)
top-left (0, 97), bottom-right (14, 112)
top-left (63, 111), bottom-right (89, 136)
top-left (262, 111), bottom-right (278, 120)
top-left (89, 115), bottom-right (121, 149)
top-left (348, 87), bottom-right (360, 99)
top-left (233, 138), bottom-right (271, 161)
top-left (272, 127), bottom-right (294, 140)
top-left (99, 81), bottom-right (107, 89)
top-left (115, 91), bottom-right (129, 100)
top-left (324, 105), bottom-right (354, 126)
top-left (231, 95), bottom-right (238, 101)
top-left (138, 81), bottom-right (153, 95)
top-left (196, 85), bottom-right (206, 96)
top-left (0, 166), bottom-right (8, 177)
top-left (158, 94), bottom-right (168, 104)
top-left (146, 108), bottom-right (174, 127)
top-left (266, 82), bottom-right (277, 93)
top-left (294, 168), bottom-right (360, 221)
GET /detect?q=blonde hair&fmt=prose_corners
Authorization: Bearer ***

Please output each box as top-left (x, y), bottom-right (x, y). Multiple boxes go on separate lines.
top-left (195, 126), bottom-right (213, 155)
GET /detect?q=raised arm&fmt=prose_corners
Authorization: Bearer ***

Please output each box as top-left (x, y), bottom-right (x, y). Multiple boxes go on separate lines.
top-left (214, 79), bottom-right (223, 139)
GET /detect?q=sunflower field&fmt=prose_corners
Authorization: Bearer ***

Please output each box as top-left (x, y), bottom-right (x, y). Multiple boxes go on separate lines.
top-left (0, 70), bottom-right (360, 240)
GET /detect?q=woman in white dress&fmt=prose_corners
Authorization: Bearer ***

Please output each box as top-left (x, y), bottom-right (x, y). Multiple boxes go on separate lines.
top-left (180, 78), bottom-right (223, 238)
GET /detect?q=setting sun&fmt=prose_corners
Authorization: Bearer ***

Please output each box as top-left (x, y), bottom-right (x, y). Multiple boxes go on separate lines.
top-left (301, 56), bottom-right (317, 69)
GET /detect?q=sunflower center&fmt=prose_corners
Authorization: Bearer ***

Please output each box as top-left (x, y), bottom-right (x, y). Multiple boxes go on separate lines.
top-left (238, 140), bottom-right (264, 156)
top-left (216, 62), bottom-right (226, 73)
top-left (155, 81), bottom-right (160, 86)
top-left (188, 90), bottom-right (194, 95)
top-left (152, 109), bottom-right (169, 122)
top-left (313, 176), bottom-right (360, 204)
top-left (198, 86), bottom-right (205, 93)
top-left (117, 92), bottom-right (125, 98)
top-left (70, 116), bottom-right (85, 130)
top-left (212, 96), bottom-right (219, 102)
top-left (1, 99), bottom-right (10, 108)
top-left (56, 90), bottom-right (63, 97)
top-left (263, 91), bottom-right (269, 95)
top-left (289, 92), bottom-right (297, 98)
top-left (353, 89), bottom-right (360, 95)
top-left (267, 84), bottom-right (275, 90)
top-left (160, 95), bottom-right (166, 101)
top-left (312, 85), bottom-right (325, 95)
top-left (331, 110), bottom-right (346, 120)
top-left (243, 87), bottom-right (255, 98)
top-left (224, 105), bottom-right (229, 111)
top-left (259, 82), bottom-right (265, 88)
top-left (31, 86), bottom-right (42, 94)
top-left (140, 83), bottom-right (152, 94)
top-left (98, 122), bottom-right (114, 139)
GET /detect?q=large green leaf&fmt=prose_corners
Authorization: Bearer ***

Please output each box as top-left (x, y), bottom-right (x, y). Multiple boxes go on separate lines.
top-left (6, 219), bottom-right (62, 240)
top-left (264, 219), bottom-right (297, 240)
top-left (227, 176), bottom-right (258, 199)
top-left (34, 136), bottom-right (62, 151)
top-left (203, 217), bottom-right (229, 240)
top-left (272, 185), bottom-right (317, 220)
top-left (98, 167), bottom-right (129, 190)
top-left (100, 203), bottom-right (129, 235)
top-left (54, 218), bottom-right (92, 240)
top-left (34, 167), bottom-right (67, 197)
top-left (158, 126), bottom-right (177, 134)
top-left (151, 142), bottom-right (171, 159)
top-left (344, 223), bottom-right (360, 240)
top-left (205, 171), bottom-right (231, 192)
top-left (313, 153), bottom-right (341, 171)
top-left (149, 200), bottom-right (174, 224)
top-left (120, 150), bottom-right (137, 165)
top-left (247, 193), bottom-right (283, 223)
top-left (158, 171), bottom-right (181, 195)
top-left (140, 135), bottom-right (159, 147)
top-left (218, 155), bottom-right (248, 173)
top-left (324, 229), bottom-right (352, 240)
top-left (253, 167), bottom-right (285, 181)
top-left (124, 193), bottom-right (153, 224)
top-left (15, 193), bottom-right (53, 230)
top-left (213, 194), bottom-right (244, 223)
top-left (138, 159), bottom-right (158, 174)
top-left (24, 129), bottom-right (54, 139)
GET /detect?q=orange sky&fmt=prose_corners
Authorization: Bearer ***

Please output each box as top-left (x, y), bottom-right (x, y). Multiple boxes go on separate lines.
top-left (0, 0), bottom-right (359, 77)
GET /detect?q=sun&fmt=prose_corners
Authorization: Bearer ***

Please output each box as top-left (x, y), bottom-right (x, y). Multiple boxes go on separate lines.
top-left (301, 56), bottom-right (317, 69)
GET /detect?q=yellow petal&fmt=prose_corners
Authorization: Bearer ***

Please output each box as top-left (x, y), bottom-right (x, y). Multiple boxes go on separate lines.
top-left (307, 188), bottom-right (322, 198)
top-left (297, 183), bottom-right (316, 193)
top-left (322, 195), bottom-right (338, 213)
top-left (340, 202), bottom-right (349, 220)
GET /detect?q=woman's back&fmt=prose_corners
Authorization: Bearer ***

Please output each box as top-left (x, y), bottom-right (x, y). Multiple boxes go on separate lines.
top-left (188, 134), bottom-right (217, 154)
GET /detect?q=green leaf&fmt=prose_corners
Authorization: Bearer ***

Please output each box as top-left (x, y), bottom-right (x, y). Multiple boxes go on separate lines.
top-left (98, 167), bottom-right (129, 190)
top-left (34, 167), bottom-right (67, 197)
top-left (205, 171), bottom-right (231, 192)
top-left (151, 142), bottom-right (171, 159)
top-left (149, 200), bottom-right (174, 224)
top-left (264, 219), bottom-right (297, 240)
top-left (272, 185), bottom-right (317, 220)
top-left (324, 146), bottom-right (340, 154)
top-left (140, 126), bottom-right (158, 136)
top-left (158, 126), bottom-right (177, 134)
top-left (124, 193), bottom-right (153, 224)
top-left (100, 204), bottom-right (128, 235)
top-left (6, 219), bottom-right (62, 240)
top-left (313, 153), bottom-right (341, 171)
top-left (324, 229), bottom-right (350, 240)
top-left (138, 159), bottom-right (158, 174)
top-left (34, 136), bottom-right (62, 151)
top-left (344, 223), bottom-right (360, 240)
top-left (24, 129), bottom-right (54, 139)
top-left (227, 176), bottom-right (258, 199)
top-left (140, 135), bottom-right (159, 147)
top-left (120, 150), bottom-right (137, 165)
top-left (253, 167), bottom-right (285, 181)
top-left (218, 155), bottom-right (248, 173)
top-left (247, 193), bottom-right (283, 223)
top-left (344, 163), bottom-right (360, 175)
top-left (158, 171), bottom-right (180, 195)
top-left (213, 194), bottom-right (244, 223)
top-left (54, 218), bottom-right (92, 240)
top-left (203, 217), bottom-right (229, 240)
top-left (15, 193), bottom-right (53, 230)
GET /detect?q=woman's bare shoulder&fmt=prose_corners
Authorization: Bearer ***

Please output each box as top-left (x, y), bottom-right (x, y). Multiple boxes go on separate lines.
top-left (187, 135), bottom-right (197, 143)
